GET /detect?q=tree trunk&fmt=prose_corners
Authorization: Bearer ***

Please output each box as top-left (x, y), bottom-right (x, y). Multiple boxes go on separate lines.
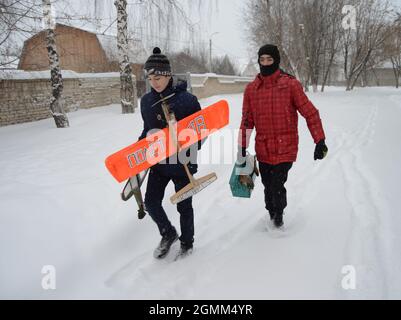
top-left (312, 82), bottom-right (318, 93)
top-left (304, 76), bottom-right (310, 92)
top-left (350, 75), bottom-right (358, 90)
top-left (394, 68), bottom-right (400, 89)
top-left (372, 68), bottom-right (380, 86)
top-left (321, 60), bottom-right (331, 92)
top-left (346, 77), bottom-right (352, 91)
top-left (115, 0), bottom-right (136, 114)
top-left (311, 63), bottom-right (319, 93)
top-left (391, 59), bottom-right (400, 89)
top-left (351, 57), bottom-right (370, 90)
top-left (42, 0), bottom-right (69, 128)
top-left (321, 36), bottom-right (338, 92)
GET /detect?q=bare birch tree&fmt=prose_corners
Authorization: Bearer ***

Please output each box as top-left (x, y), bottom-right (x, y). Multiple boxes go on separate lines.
top-left (299, 0), bottom-right (344, 92)
top-left (320, 1), bottom-right (344, 92)
top-left (341, 0), bottom-right (397, 90)
top-left (0, 0), bottom-right (42, 67)
top-left (42, 0), bottom-right (69, 128)
top-left (114, 0), bottom-right (135, 114)
top-left (243, 0), bottom-right (302, 79)
top-left (244, 0), bottom-right (399, 91)
top-left (383, 22), bottom-right (401, 88)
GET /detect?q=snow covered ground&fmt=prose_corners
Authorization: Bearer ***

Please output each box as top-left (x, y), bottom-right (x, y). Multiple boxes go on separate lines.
top-left (1, 87), bottom-right (400, 299)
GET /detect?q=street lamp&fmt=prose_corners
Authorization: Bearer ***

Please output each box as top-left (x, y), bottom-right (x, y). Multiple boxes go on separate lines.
top-left (209, 32), bottom-right (219, 73)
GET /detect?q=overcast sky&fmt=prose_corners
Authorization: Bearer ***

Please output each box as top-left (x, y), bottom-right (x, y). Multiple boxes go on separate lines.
top-left (204, 0), bottom-right (251, 70)
top-left (51, 0), bottom-right (401, 72)
top-left (206, 0), bottom-right (401, 70)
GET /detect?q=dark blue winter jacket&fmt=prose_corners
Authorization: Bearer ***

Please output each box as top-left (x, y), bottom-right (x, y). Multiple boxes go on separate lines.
top-left (138, 77), bottom-right (203, 177)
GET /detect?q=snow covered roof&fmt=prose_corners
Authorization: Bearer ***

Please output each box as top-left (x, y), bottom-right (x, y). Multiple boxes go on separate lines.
top-left (237, 58), bottom-right (255, 75)
top-left (241, 60), bottom-right (258, 77)
top-left (378, 61), bottom-right (395, 69)
top-left (189, 73), bottom-right (254, 88)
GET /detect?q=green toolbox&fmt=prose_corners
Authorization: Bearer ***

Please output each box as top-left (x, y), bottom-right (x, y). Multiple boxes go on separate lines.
top-left (229, 154), bottom-right (259, 198)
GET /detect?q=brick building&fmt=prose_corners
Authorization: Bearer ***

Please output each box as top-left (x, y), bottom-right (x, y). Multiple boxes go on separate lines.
top-left (18, 24), bottom-right (147, 80)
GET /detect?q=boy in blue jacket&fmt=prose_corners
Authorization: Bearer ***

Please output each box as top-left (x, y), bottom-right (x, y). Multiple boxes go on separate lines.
top-left (139, 47), bottom-right (202, 260)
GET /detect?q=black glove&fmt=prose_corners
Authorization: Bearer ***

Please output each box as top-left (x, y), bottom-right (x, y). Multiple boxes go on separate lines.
top-left (314, 139), bottom-right (328, 160)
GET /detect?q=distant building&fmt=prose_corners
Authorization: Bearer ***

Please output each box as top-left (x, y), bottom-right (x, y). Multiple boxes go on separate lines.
top-left (241, 59), bottom-right (258, 78)
top-left (362, 61), bottom-right (400, 87)
top-left (327, 60), bottom-right (400, 87)
top-left (18, 23), bottom-right (147, 80)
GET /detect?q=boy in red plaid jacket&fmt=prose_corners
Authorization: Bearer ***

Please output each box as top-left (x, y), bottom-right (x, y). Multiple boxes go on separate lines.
top-left (238, 44), bottom-right (328, 228)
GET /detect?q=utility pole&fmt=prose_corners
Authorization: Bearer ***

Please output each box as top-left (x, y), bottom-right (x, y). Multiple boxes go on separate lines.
top-left (209, 38), bottom-right (212, 73)
top-left (209, 32), bottom-right (219, 73)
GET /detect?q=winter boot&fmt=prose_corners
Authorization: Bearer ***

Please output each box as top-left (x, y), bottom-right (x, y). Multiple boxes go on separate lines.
top-left (153, 227), bottom-right (178, 259)
top-left (175, 242), bottom-right (193, 261)
top-left (273, 212), bottom-right (284, 228)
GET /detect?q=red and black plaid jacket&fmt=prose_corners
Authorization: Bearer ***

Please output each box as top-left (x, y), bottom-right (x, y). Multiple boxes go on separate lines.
top-left (238, 69), bottom-right (326, 165)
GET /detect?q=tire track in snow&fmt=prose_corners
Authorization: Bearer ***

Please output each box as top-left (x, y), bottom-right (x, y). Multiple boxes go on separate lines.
top-left (337, 103), bottom-right (390, 298)
top-left (283, 128), bottom-right (345, 235)
top-left (282, 99), bottom-right (388, 298)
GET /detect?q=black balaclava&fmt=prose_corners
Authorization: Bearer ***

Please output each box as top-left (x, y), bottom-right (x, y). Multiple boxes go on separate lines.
top-left (258, 44), bottom-right (281, 77)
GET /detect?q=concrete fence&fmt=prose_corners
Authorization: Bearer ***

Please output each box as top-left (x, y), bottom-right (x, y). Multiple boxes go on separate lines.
top-left (0, 70), bottom-right (128, 127)
top-left (0, 71), bottom-right (251, 127)
top-left (190, 73), bottom-right (253, 99)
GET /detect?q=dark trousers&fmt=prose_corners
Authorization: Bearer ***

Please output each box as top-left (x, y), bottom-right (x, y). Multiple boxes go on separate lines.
top-left (259, 162), bottom-right (293, 214)
top-left (144, 168), bottom-right (194, 245)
